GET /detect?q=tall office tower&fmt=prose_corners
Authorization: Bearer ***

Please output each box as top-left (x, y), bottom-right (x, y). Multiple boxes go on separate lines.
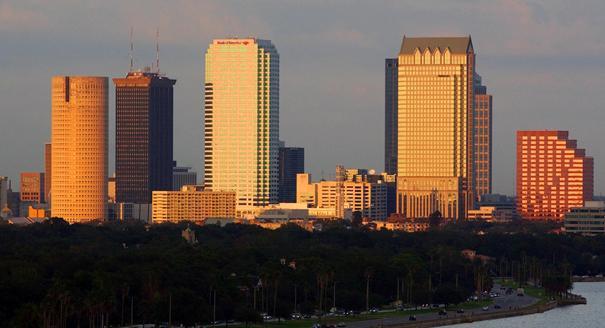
top-left (395, 36), bottom-right (476, 220)
top-left (473, 74), bottom-right (493, 199)
top-left (114, 71), bottom-right (176, 204)
top-left (517, 131), bottom-right (593, 220)
top-left (44, 143), bottom-right (51, 204)
top-left (20, 172), bottom-right (45, 203)
top-left (278, 144), bottom-right (305, 203)
top-left (51, 76), bottom-right (108, 223)
top-left (204, 38), bottom-right (280, 209)
top-left (385, 58), bottom-right (398, 175)
top-left (172, 161), bottom-right (197, 191)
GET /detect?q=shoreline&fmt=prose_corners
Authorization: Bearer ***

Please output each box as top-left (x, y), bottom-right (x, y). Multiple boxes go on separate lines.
top-left (383, 300), bottom-right (559, 328)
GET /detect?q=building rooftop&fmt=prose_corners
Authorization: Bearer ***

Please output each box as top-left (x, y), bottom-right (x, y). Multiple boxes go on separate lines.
top-left (399, 36), bottom-right (473, 55)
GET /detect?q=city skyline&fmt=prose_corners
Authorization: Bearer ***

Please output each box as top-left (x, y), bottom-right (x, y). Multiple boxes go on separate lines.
top-left (2, 1), bottom-right (605, 196)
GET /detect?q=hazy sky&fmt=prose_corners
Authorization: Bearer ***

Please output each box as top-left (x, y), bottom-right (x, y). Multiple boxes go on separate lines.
top-left (1, 0), bottom-right (605, 195)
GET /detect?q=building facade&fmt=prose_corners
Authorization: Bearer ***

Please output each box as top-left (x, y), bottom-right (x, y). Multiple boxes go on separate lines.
top-left (296, 169), bottom-right (389, 220)
top-left (473, 74), bottom-right (493, 199)
top-left (44, 143), bottom-right (51, 204)
top-left (395, 36), bottom-right (476, 220)
top-left (51, 76), bottom-right (108, 223)
top-left (385, 58), bottom-right (398, 175)
top-left (0, 177), bottom-right (8, 217)
top-left (278, 145), bottom-right (304, 203)
top-left (517, 130), bottom-right (593, 220)
top-left (151, 185), bottom-right (236, 223)
top-left (172, 162), bottom-right (197, 191)
top-left (565, 201), bottom-right (605, 235)
top-left (20, 172), bottom-right (45, 203)
top-left (114, 71), bottom-right (176, 204)
top-left (204, 38), bottom-right (280, 210)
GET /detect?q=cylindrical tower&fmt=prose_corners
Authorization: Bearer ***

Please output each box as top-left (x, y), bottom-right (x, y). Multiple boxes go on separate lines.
top-left (51, 76), bottom-right (108, 223)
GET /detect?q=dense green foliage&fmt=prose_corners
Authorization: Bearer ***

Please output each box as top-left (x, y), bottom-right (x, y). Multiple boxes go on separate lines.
top-left (0, 219), bottom-right (603, 327)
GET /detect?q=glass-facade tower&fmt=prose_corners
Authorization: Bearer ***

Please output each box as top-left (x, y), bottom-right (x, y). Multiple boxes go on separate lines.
top-left (204, 38), bottom-right (280, 209)
top-left (395, 36), bottom-right (476, 220)
top-left (113, 71), bottom-right (176, 204)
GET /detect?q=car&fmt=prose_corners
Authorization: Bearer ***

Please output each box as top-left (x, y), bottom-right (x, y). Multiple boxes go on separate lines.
top-left (482, 306), bottom-right (489, 311)
top-left (336, 322), bottom-right (346, 327)
top-left (438, 309), bottom-right (447, 316)
top-left (369, 308), bottom-right (379, 314)
top-left (456, 309), bottom-right (464, 314)
top-left (408, 315), bottom-right (417, 321)
top-left (494, 304), bottom-right (502, 309)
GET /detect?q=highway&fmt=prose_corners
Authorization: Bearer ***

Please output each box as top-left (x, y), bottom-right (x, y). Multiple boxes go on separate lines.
top-left (345, 284), bottom-right (539, 328)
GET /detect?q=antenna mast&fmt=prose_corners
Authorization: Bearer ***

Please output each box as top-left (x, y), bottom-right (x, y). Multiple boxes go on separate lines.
top-left (155, 27), bottom-right (160, 73)
top-left (129, 27), bottom-right (134, 71)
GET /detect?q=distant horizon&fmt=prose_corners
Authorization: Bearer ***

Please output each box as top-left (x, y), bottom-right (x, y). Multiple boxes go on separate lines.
top-left (2, 1), bottom-right (605, 196)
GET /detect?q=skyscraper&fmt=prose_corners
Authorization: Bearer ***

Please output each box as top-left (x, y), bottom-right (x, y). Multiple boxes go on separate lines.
top-left (51, 76), bottom-right (108, 223)
top-left (113, 71), bottom-right (176, 204)
top-left (204, 38), bottom-right (280, 209)
top-left (395, 36), bottom-right (475, 220)
top-left (474, 74), bottom-right (493, 199)
top-left (385, 58), bottom-right (398, 175)
top-left (279, 144), bottom-right (304, 203)
top-left (517, 130), bottom-right (593, 220)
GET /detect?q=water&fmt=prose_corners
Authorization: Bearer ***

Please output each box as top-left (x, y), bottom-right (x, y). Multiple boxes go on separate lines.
top-left (451, 282), bottom-right (605, 327)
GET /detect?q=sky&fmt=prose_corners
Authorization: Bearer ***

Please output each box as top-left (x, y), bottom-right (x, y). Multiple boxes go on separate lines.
top-left (1, 0), bottom-right (605, 196)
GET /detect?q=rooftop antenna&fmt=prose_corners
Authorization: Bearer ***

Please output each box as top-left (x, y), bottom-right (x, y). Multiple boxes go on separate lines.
top-left (129, 27), bottom-right (134, 71)
top-left (155, 27), bottom-right (160, 73)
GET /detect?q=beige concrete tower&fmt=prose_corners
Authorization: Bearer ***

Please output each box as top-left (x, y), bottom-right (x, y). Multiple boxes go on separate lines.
top-left (204, 38), bottom-right (279, 211)
top-left (395, 36), bottom-right (475, 220)
top-left (51, 76), bottom-right (108, 223)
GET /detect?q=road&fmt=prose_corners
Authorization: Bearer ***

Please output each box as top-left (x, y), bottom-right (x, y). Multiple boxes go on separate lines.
top-left (344, 284), bottom-right (538, 328)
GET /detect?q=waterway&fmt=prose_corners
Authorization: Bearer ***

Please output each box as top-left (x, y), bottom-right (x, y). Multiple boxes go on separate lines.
top-left (451, 282), bottom-right (604, 327)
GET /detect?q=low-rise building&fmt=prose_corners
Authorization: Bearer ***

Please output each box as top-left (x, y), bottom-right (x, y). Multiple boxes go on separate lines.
top-left (467, 206), bottom-right (514, 222)
top-left (363, 214), bottom-right (430, 232)
top-left (152, 185), bottom-right (236, 224)
top-left (565, 201), bottom-right (605, 235)
top-left (296, 167), bottom-right (392, 220)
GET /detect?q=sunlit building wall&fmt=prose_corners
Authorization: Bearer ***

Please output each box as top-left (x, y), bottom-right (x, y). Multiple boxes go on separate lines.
top-left (51, 76), bottom-right (108, 223)
top-left (516, 130), bottom-right (593, 220)
top-left (20, 172), bottom-right (45, 203)
top-left (474, 73), bottom-right (493, 199)
top-left (395, 36), bottom-right (475, 220)
top-left (296, 172), bottom-right (389, 220)
top-left (152, 185), bottom-right (236, 223)
top-left (204, 38), bottom-right (279, 210)
top-left (44, 143), bottom-right (51, 204)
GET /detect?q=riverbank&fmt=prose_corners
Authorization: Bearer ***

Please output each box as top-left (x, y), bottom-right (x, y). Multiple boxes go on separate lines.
top-left (383, 300), bottom-right (558, 328)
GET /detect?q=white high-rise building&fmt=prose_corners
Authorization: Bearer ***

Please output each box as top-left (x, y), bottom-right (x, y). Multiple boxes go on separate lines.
top-left (203, 38), bottom-right (280, 210)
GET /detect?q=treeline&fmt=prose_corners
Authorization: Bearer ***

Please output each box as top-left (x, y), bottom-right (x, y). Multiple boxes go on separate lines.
top-left (0, 219), bottom-right (603, 327)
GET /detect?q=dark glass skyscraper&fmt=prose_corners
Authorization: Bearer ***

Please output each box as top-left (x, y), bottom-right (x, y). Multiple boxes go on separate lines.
top-left (113, 71), bottom-right (176, 204)
top-left (385, 58), bottom-right (398, 175)
top-left (473, 73), bottom-right (492, 199)
top-left (278, 145), bottom-right (304, 203)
